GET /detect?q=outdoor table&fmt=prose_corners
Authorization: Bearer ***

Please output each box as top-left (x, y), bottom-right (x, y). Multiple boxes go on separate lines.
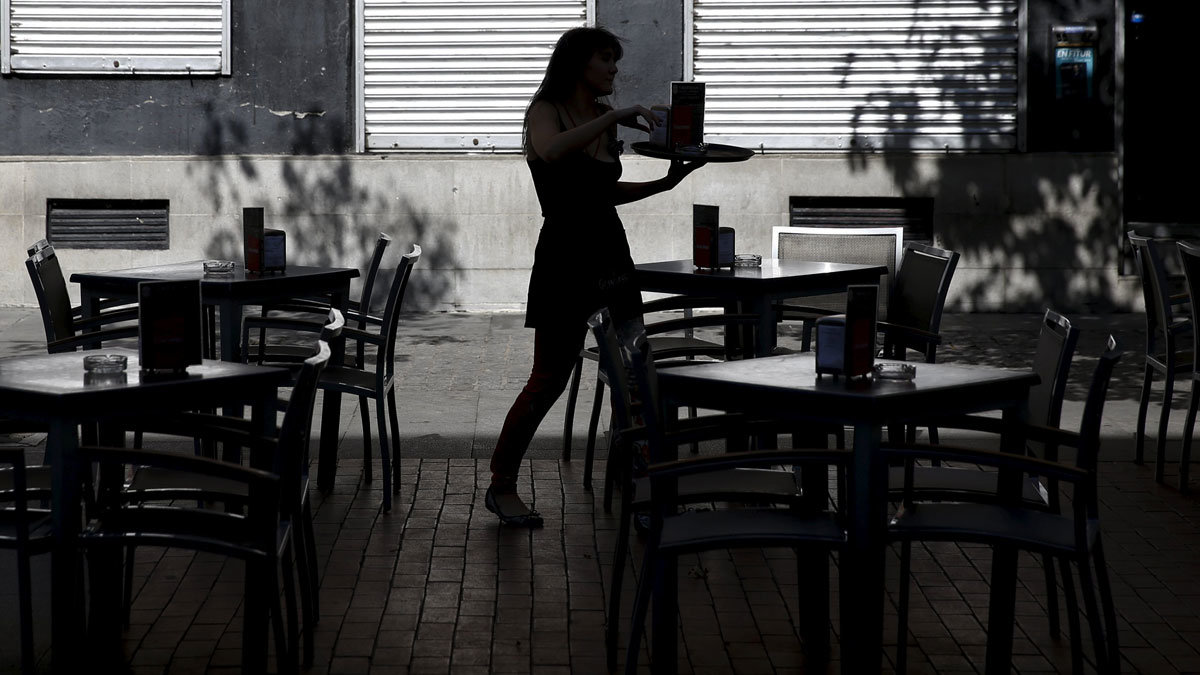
top-left (0, 348), bottom-right (289, 673)
top-left (71, 261), bottom-right (359, 493)
top-left (634, 258), bottom-right (887, 357)
top-left (653, 354), bottom-right (1038, 675)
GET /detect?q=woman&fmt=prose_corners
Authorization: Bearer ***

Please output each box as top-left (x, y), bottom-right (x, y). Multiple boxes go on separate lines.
top-left (486, 26), bottom-right (705, 526)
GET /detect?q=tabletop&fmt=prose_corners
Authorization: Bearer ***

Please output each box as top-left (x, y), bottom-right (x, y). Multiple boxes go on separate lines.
top-left (635, 258), bottom-right (888, 295)
top-left (71, 261), bottom-right (359, 299)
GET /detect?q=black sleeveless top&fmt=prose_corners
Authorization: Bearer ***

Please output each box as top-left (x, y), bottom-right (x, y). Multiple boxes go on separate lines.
top-left (524, 105), bottom-right (641, 329)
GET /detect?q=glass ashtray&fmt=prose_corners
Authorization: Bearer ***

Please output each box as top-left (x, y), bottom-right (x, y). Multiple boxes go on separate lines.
top-left (873, 362), bottom-right (915, 381)
top-left (733, 253), bottom-right (762, 268)
top-left (202, 259), bottom-right (235, 276)
top-left (84, 354), bottom-right (128, 374)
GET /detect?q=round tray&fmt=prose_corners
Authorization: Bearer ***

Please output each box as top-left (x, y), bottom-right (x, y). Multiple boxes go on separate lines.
top-left (631, 141), bottom-right (755, 162)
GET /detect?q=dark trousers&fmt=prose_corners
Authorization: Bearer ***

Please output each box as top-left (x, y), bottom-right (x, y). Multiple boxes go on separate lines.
top-left (490, 323), bottom-right (588, 488)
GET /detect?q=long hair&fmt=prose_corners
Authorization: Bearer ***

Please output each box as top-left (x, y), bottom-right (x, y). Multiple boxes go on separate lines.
top-left (523, 27), bottom-right (624, 155)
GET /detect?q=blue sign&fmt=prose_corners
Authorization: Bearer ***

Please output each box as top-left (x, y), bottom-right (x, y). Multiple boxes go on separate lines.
top-left (1055, 45), bottom-right (1094, 100)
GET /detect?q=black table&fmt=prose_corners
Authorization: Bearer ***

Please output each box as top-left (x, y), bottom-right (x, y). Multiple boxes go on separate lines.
top-left (654, 354), bottom-right (1038, 675)
top-left (72, 261), bottom-right (359, 493)
top-left (0, 348), bottom-right (289, 673)
top-left (635, 258), bottom-right (888, 356)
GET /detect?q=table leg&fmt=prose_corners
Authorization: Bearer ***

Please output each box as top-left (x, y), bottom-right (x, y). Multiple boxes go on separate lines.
top-left (317, 284), bottom-right (351, 494)
top-left (984, 404), bottom-right (1026, 675)
top-left (797, 451), bottom-right (831, 663)
top-left (47, 420), bottom-right (84, 674)
top-left (841, 422), bottom-right (885, 675)
top-left (750, 297), bottom-right (775, 358)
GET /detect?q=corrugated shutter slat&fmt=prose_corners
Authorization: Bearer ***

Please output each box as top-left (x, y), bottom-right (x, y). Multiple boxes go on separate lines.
top-left (692, 0), bottom-right (1019, 151)
top-left (363, 0), bottom-right (588, 152)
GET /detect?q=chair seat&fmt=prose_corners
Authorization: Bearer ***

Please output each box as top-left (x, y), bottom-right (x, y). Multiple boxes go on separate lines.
top-left (251, 344), bottom-right (362, 369)
top-left (887, 465), bottom-right (1048, 504)
top-left (86, 505), bottom-right (275, 558)
top-left (1145, 350), bottom-right (1194, 372)
top-left (889, 502), bottom-right (1096, 554)
top-left (659, 508), bottom-right (844, 554)
top-left (583, 335), bottom-right (726, 363)
top-left (633, 467), bottom-right (800, 506)
top-left (0, 512), bottom-right (53, 544)
top-left (0, 464), bottom-right (52, 495)
top-left (320, 366), bottom-right (383, 396)
top-left (126, 466), bottom-right (249, 501)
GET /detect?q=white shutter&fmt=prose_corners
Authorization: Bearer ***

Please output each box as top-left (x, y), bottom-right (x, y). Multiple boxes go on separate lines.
top-left (3, 0), bottom-right (229, 75)
top-left (691, 0), bottom-right (1019, 151)
top-left (363, 0), bottom-right (589, 152)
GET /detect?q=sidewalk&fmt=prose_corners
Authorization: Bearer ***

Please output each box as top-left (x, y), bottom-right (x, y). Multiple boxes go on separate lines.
top-left (2, 308), bottom-right (1199, 674)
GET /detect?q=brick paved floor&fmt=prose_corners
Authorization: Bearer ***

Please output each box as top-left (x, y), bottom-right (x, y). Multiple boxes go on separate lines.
top-left (3, 310), bottom-right (1200, 674)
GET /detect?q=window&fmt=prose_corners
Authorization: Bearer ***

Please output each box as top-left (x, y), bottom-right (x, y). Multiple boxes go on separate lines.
top-left (359, 0), bottom-right (592, 152)
top-left (688, 0), bottom-right (1020, 151)
top-left (2, 0), bottom-right (230, 75)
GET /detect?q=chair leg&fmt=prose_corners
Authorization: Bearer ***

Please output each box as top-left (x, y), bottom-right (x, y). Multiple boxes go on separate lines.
top-left (687, 406), bottom-right (700, 455)
top-left (1155, 370), bottom-right (1176, 484)
top-left (279, 542), bottom-right (301, 674)
top-left (1181, 379), bottom-right (1200, 494)
top-left (1135, 363), bottom-right (1153, 464)
top-left (563, 355), bottom-right (584, 461)
top-left (360, 395), bottom-right (373, 483)
top-left (603, 412), bottom-right (621, 515)
top-left (387, 387), bottom-right (402, 496)
top-left (607, 472), bottom-right (636, 671)
top-left (16, 535), bottom-right (34, 675)
top-left (584, 379), bottom-right (606, 491)
top-left (1043, 554), bottom-right (1060, 639)
top-left (1059, 556), bottom-right (1084, 675)
top-left (1092, 540), bottom-right (1121, 674)
top-left (302, 499), bottom-right (320, 617)
top-left (1076, 546), bottom-right (1109, 675)
top-left (896, 539), bottom-right (913, 675)
top-left (801, 319), bottom-right (813, 352)
top-left (625, 544), bottom-right (660, 675)
top-left (122, 543), bottom-right (136, 627)
top-left (377, 394), bottom-right (392, 513)
top-left (292, 521), bottom-right (317, 667)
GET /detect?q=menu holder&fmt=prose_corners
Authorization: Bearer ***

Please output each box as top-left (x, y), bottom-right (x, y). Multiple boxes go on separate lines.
top-left (243, 206), bottom-right (265, 274)
top-left (815, 284), bottom-right (878, 379)
top-left (692, 204), bottom-right (734, 268)
top-left (670, 81), bottom-right (705, 150)
top-left (138, 279), bottom-right (203, 376)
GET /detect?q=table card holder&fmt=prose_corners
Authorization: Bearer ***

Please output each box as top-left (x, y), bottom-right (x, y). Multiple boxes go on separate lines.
top-left (815, 284), bottom-right (878, 379)
top-left (263, 228), bottom-right (286, 272)
top-left (138, 279), bottom-right (203, 376)
top-left (692, 204), bottom-right (735, 268)
top-left (670, 81), bottom-right (705, 150)
top-left (243, 206), bottom-right (265, 274)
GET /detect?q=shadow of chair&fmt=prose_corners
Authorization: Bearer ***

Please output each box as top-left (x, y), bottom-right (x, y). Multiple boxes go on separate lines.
top-left (771, 225), bottom-right (904, 351)
top-left (888, 336), bottom-right (1123, 675)
top-left (243, 245), bottom-right (422, 513)
top-left (563, 295), bottom-right (759, 491)
top-left (890, 308), bottom-right (1080, 643)
top-left (1128, 233), bottom-right (1193, 482)
top-left (0, 447), bottom-right (54, 674)
top-left (588, 308), bottom-right (848, 672)
top-left (80, 341), bottom-right (332, 673)
top-left (1173, 240), bottom-right (1200, 493)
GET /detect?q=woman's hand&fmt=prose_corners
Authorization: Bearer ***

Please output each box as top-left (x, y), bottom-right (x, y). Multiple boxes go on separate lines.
top-left (667, 158), bottom-right (707, 185)
top-left (611, 105), bottom-right (658, 134)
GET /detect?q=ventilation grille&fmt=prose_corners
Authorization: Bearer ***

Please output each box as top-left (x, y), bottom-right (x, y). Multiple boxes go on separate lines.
top-left (46, 199), bottom-right (169, 249)
top-left (789, 196), bottom-right (933, 244)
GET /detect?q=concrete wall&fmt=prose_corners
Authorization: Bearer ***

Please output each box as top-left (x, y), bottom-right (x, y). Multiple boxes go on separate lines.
top-left (0, 151), bottom-right (1135, 313)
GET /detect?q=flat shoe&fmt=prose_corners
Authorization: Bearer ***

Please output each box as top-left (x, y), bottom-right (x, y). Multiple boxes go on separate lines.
top-left (485, 486), bottom-right (544, 528)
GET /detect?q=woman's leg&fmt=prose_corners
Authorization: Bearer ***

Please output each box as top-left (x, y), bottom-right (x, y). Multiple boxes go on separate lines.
top-left (490, 323), bottom-right (588, 491)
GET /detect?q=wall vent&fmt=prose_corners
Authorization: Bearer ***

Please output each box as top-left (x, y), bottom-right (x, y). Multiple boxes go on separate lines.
top-left (789, 196), bottom-right (934, 246)
top-left (46, 199), bottom-right (169, 250)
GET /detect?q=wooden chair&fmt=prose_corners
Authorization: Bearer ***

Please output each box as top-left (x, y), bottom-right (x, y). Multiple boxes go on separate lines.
top-left (80, 341), bottom-right (332, 673)
top-left (1128, 232), bottom-right (1193, 482)
top-left (888, 337), bottom-right (1123, 675)
top-left (0, 448), bottom-right (54, 674)
top-left (588, 308), bottom-right (848, 672)
top-left (563, 295), bottom-right (759, 489)
top-left (244, 245), bottom-right (422, 513)
top-left (771, 225), bottom-right (904, 351)
top-left (1174, 239), bottom-right (1200, 492)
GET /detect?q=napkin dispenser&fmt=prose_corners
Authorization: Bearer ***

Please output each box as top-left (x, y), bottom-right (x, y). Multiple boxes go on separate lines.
top-left (263, 228), bottom-right (286, 272)
top-left (815, 284), bottom-right (878, 378)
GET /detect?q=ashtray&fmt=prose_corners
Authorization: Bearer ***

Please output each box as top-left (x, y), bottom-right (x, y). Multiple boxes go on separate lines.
top-left (84, 354), bottom-right (128, 374)
top-left (733, 254), bottom-right (762, 268)
top-left (202, 260), bottom-right (235, 276)
top-left (873, 362), bottom-right (916, 381)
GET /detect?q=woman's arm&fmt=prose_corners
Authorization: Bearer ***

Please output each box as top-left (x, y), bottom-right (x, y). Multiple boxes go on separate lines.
top-left (612, 160), bottom-right (706, 206)
top-left (527, 101), bottom-right (658, 163)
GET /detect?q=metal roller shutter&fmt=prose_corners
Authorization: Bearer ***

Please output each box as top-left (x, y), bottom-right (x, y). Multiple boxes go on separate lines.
top-left (690, 0), bottom-right (1020, 151)
top-left (362, 0), bottom-right (590, 152)
top-left (2, 0), bottom-right (229, 75)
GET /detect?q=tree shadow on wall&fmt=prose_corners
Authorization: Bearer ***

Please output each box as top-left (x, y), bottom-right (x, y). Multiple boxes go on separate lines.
top-left (838, 0), bottom-right (1120, 314)
top-left (186, 110), bottom-right (458, 311)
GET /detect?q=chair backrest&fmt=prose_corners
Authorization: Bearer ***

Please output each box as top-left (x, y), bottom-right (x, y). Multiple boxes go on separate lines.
top-left (1028, 309), bottom-right (1080, 429)
top-left (588, 308), bottom-right (641, 435)
top-left (1129, 232), bottom-right (1179, 357)
top-left (26, 239), bottom-right (50, 257)
top-left (885, 242), bottom-right (960, 360)
top-left (588, 308), bottom-right (668, 461)
top-left (377, 244), bottom-right (422, 378)
top-left (1075, 336), bottom-right (1122, 500)
top-left (772, 225), bottom-right (903, 313)
top-left (1178, 240), bottom-right (1200, 357)
top-left (277, 340), bottom-right (332, 508)
top-left (25, 244), bottom-right (77, 344)
top-left (356, 232), bottom-right (392, 327)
